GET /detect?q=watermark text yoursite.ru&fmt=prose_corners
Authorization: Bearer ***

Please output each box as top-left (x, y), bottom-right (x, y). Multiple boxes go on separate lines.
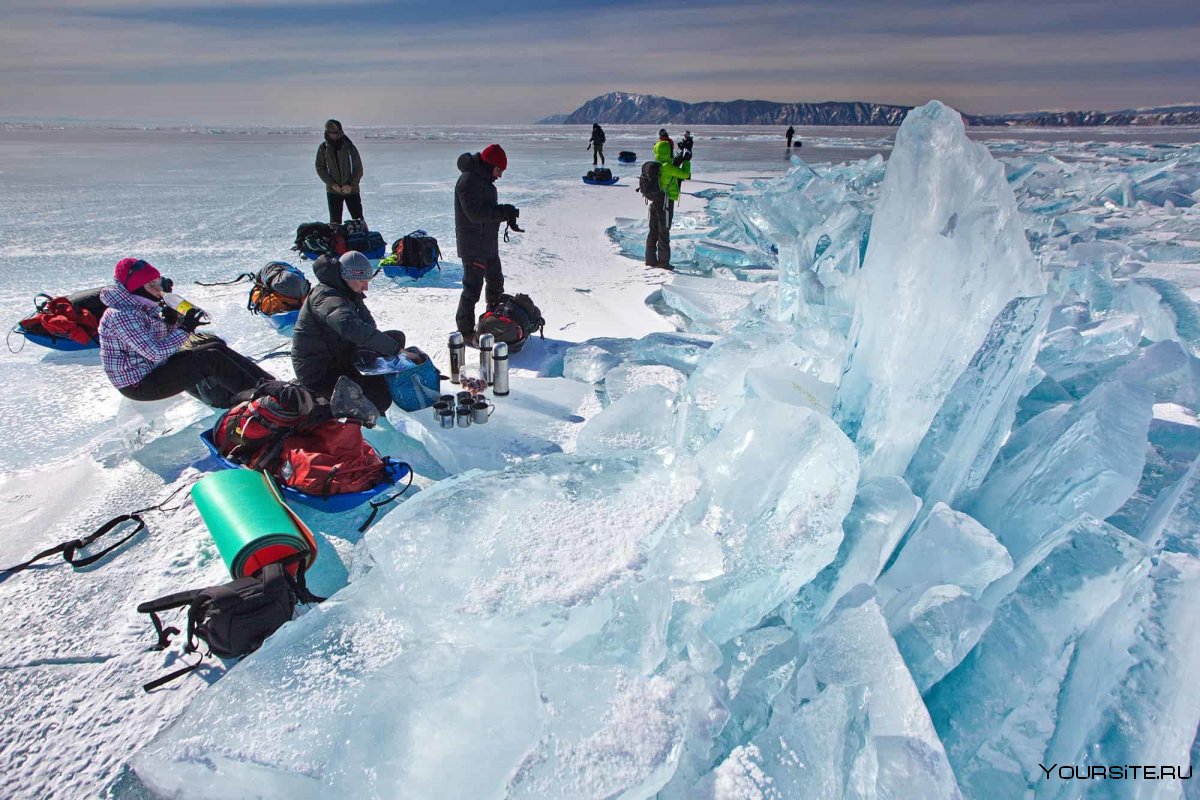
top-left (1040, 764), bottom-right (1193, 781)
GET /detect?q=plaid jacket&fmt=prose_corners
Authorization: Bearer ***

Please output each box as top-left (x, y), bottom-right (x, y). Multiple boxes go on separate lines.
top-left (98, 284), bottom-right (188, 388)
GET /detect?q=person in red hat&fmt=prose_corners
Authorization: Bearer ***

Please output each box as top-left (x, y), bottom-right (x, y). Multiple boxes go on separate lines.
top-left (453, 143), bottom-right (520, 342)
top-left (98, 257), bottom-right (273, 407)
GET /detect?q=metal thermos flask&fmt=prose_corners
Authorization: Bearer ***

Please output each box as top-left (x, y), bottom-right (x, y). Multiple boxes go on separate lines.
top-left (448, 331), bottom-right (465, 384)
top-left (479, 333), bottom-right (495, 385)
top-left (492, 341), bottom-right (509, 397)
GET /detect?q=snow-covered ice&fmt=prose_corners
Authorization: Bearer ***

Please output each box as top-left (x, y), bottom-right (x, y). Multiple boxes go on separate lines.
top-left (3, 112), bottom-right (1200, 798)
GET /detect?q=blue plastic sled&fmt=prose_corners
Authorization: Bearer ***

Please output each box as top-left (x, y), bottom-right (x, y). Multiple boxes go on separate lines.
top-left (264, 309), bottom-right (300, 331)
top-left (12, 325), bottom-right (99, 351)
top-left (381, 262), bottom-right (438, 280)
top-left (199, 429), bottom-right (410, 512)
top-left (582, 176), bottom-right (620, 186)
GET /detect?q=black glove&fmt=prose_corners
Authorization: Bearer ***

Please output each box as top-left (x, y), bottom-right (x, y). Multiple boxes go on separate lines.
top-left (159, 276), bottom-right (174, 294)
top-left (498, 204), bottom-right (517, 220)
top-left (160, 305), bottom-right (180, 325)
top-left (179, 307), bottom-right (208, 333)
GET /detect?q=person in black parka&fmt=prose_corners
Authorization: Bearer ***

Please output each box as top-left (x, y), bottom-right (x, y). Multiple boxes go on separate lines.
top-left (454, 144), bottom-right (518, 342)
top-left (588, 123), bottom-right (606, 166)
top-left (291, 251), bottom-right (405, 413)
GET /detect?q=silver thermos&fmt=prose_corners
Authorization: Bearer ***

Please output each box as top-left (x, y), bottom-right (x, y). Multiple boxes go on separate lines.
top-left (493, 341), bottom-right (509, 397)
top-left (448, 331), bottom-right (465, 384)
top-left (479, 333), bottom-right (495, 385)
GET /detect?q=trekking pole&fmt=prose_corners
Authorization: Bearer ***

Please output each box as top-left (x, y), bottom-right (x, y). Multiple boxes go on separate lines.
top-left (687, 179), bottom-right (738, 187)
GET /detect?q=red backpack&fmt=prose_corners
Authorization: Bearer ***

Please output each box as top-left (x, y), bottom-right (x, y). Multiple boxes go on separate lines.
top-left (19, 295), bottom-right (100, 345)
top-left (277, 420), bottom-right (388, 496)
top-left (212, 381), bottom-right (388, 496)
top-left (212, 382), bottom-right (322, 471)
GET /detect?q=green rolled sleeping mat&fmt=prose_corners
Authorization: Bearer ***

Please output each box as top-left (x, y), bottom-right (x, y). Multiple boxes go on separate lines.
top-left (191, 469), bottom-right (317, 579)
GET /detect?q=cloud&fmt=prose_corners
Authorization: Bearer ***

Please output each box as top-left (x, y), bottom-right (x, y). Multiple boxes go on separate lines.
top-left (0, 0), bottom-right (1197, 122)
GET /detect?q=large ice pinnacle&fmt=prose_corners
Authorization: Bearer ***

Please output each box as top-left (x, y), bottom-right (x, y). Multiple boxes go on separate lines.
top-left (835, 100), bottom-right (1047, 478)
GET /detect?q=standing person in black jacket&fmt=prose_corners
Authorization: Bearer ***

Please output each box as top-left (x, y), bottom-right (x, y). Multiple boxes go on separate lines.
top-left (454, 144), bottom-right (519, 343)
top-left (315, 119), bottom-right (365, 226)
top-left (291, 251), bottom-right (406, 413)
top-left (588, 123), bottom-right (606, 166)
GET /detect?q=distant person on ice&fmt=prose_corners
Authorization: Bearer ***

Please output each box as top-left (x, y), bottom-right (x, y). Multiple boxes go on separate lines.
top-left (454, 144), bottom-right (520, 344)
top-left (645, 136), bottom-right (691, 271)
top-left (679, 130), bottom-right (694, 158)
top-left (292, 251), bottom-right (406, 414)
top-left (316, 119), bottom-right (365, 226)
top-left (588, 123), bottom-right (606, 165)
top-left (786, 125), bottom-right (795, 148)
top-left (99, 258), bottom-right (273, 407)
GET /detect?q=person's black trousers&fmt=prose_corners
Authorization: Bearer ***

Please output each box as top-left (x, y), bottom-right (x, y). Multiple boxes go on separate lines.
top-left (593, 144), bottom-right (605, 166)
top-left (327, 192), bottom-right (364, 225)
top-left (119, 338), bottom-right (273, 407)
top-left (645, 199), bottom-right (674, 267)
top-left (456, 256), bottom-right (505, 338)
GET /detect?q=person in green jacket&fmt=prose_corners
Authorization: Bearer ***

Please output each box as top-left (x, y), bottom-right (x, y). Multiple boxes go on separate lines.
top-left (644, 138), bottom-right (691, 270)
top-left (316, 119), bottom-right (365, 226)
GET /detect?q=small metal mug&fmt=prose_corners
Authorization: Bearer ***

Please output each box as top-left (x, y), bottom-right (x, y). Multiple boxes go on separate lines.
top-left (456, 406), bottom-right (472, 428)
top-left (438, 407), bottom-right (455, 429)
top-left (471, 400), bottom-right (493, 424)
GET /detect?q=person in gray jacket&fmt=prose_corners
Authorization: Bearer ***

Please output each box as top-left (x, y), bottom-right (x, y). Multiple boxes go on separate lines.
top-left (291, 251), bottom-right (405, 413)
top-left (316, 119), bottom-right (365, 225)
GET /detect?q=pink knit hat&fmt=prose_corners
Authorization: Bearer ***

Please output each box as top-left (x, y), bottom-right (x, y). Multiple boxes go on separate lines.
top-left (114, 257), bottom-right (161, 292)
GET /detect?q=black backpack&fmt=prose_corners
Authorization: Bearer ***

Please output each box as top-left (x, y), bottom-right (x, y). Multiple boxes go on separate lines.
top-left (637, 161), bottom-right (663, 202)
top-left (587, 168), bottom-right (613, 182)
top-left (293, 221), bottom-right (333, 255)
top-left (137, 558), bottom-right (322, 692)
top-left (344, 230), bottom-right (385, 255)
top-left (477, 293), bottom-right (545, 353)
top-left (392, 230), bottom-right (441, 268)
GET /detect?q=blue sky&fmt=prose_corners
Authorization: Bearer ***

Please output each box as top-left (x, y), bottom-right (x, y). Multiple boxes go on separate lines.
top-left (1, 0), bottom-right (1198, 124)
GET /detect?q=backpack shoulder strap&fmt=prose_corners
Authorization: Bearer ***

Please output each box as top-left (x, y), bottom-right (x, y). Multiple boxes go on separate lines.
top-left (137, 587), bottom-right (203, 652)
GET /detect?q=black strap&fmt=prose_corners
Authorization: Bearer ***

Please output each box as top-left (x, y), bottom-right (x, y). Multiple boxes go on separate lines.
top-left (1, 481), bottom-right (193, 578)
top-left (194, 272), bottom-right (254, 287)
top-left (142, 654), bottom-right (204, 693)
top-left (357, 466), bottom-right (414, 533)
top-left (138, 589), bottom-right (201, 651)
top-left (1, 514), bottom-right (145, 576)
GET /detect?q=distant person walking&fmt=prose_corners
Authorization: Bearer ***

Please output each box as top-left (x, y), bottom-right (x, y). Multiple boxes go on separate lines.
top-left (454, 144), bottom-right (520, 342)
top-left (644, 138), bottom-right (691, 271)
top-left (588, 123), bottom-right (606, 166)
top-left (679, 130), bottom-right (694, 158)
top-left (316, 119), bottom-right (365, 226)
top-left (785, 125), bottom-right (795, 148)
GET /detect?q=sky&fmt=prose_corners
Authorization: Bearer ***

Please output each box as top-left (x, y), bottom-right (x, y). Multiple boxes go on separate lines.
top-left (1, 0), bottom-right (1198, 125)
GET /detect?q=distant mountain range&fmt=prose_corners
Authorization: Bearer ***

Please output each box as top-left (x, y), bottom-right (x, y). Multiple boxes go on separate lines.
top-left (541, 92), bottom-right (1200, 127)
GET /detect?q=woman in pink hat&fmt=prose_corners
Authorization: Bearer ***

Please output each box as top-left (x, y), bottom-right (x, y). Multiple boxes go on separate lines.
top-left (97, 258), bottom-right (273, 407)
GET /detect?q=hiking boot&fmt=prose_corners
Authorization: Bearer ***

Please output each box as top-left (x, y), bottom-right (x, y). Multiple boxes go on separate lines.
top-left (652, 263), bottom-right (674, 271)
top-left (461, 332), bottom-right (480, 349)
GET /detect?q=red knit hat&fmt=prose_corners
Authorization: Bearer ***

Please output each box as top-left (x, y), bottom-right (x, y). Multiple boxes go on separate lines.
top-left (480, 144), bottom-right (507, 171)
top-left (114, 257), bottom-right (161, 293)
